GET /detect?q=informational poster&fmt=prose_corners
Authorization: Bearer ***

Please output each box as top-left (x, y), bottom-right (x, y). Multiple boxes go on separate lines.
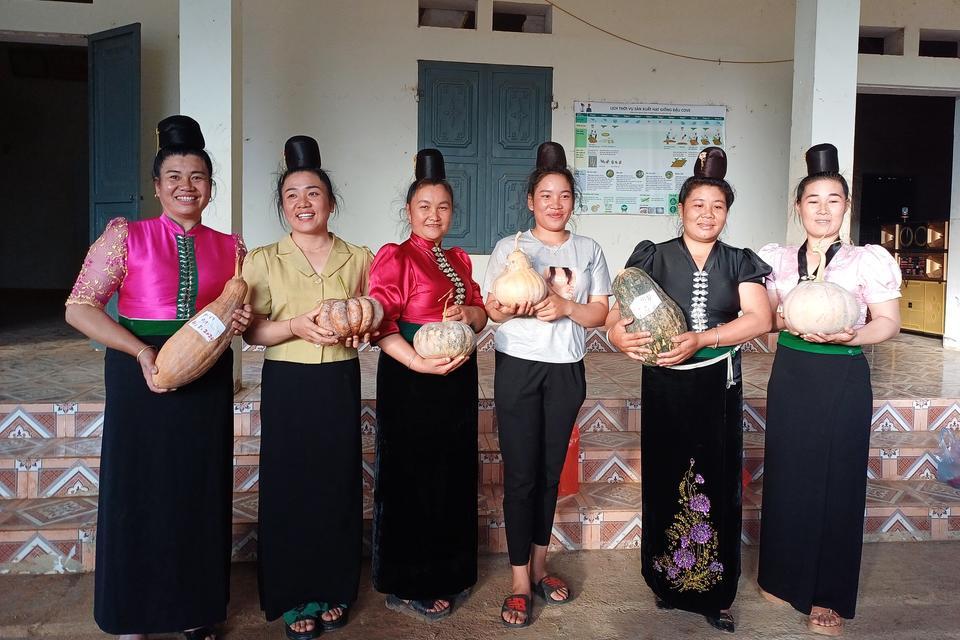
top-left (574, 102), bottom-right (726, 215)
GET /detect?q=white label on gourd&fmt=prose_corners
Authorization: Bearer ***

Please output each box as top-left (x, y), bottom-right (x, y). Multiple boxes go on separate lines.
top-left (629, 290), bottom-right (662, 320)
top-left (188, 311), bottom-right (227, 342)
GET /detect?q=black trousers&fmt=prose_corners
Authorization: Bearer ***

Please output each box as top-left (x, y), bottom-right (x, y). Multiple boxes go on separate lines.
top-left (494, 351), bottom-right (586, 566)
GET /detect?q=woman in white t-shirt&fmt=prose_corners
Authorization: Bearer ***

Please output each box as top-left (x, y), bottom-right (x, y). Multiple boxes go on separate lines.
top-left (483, 142), bottom-right (611, 628)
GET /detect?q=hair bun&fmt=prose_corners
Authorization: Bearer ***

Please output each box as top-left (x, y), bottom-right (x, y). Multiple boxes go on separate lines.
top-left (415, 148), bottom-right (445, 180)
top-left (284, 135), bottom-right (322, 171)
top-left (694, 146), bottom-right (727, 180)
top-left (805, 143), bottom-right (839, 175)
top-left (536, 141), bottom-right (567, 170)
top-left (157, 115), bottom-right (205, 150)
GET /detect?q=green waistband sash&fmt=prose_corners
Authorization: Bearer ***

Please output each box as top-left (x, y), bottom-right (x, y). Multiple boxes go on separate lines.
top-left (693, 345), bottom-right (736, 360)
top-left (777, 331), bottom-right (862, 356)
top-left (397, 320), bottom-right (423, 344)
top-left (119, 316), bottom-right (189, 337)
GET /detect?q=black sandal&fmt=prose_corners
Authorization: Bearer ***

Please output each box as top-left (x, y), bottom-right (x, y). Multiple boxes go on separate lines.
top-left (705, 612), bottom-right (735, 633)
top-left (182, 627), bottom-right (216, 640)
top-left (533, 575), bottom-right (572, 605)
top-left (319, 602), bottom-right (350, 632)
top-left (500, 594), bottom-right (532, 628)
top-left (385, 594), bottom-right (452, 622)
top-left (282, 602), bottom-right (321, 640)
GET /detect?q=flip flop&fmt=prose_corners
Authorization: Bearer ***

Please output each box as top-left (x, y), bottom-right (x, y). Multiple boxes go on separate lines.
top-left (808, 608), bottom-right (844, 637)
top-left (500, 594), bottom-right (532, 628)
top-left (182, 626), bottom-right (216, 640)
top-left (319, 602), bottom-right (350, 632)
top-left (385, 594), bottom-right (452, 623)
top-left (282, 602), bottom-right (321, 640)
top-left (533, 575), bottom-right (572, 605)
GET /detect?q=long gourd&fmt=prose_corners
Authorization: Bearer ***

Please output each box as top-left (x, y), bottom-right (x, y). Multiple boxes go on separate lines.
top-left (153, 261), bottom-right (248, 389)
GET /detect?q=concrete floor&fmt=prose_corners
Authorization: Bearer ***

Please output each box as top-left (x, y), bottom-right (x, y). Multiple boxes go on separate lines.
top-left (1, 543), bottom-right (958, 640)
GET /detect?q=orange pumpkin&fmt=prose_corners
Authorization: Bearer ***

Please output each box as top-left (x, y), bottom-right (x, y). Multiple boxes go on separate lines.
top-left (316, 296), bottom-right (384, 338)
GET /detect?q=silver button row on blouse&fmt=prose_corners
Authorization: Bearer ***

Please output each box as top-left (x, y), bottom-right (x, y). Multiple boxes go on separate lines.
top-left (690, 270), bottom-right (709, 333)
top-left (432, 245), bottom-right (466, 305)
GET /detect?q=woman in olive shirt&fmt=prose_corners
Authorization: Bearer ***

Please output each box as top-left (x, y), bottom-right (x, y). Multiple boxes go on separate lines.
top-left (243, 136), bottom-right (374, 640)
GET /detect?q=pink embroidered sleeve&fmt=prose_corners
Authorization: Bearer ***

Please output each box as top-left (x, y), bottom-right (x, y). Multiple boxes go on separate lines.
top-left (234, 233), bottom-right (248, 266)
top-left (859, 245), bottom-right (902, 304)
top-left (66, 217), bottom-right (129, 309)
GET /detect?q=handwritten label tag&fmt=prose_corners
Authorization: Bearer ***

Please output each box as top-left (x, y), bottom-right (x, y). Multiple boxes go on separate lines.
top-left (629, 290), bottom-right (662, 320)
top-left (188, 311), bottom-right (227, 342)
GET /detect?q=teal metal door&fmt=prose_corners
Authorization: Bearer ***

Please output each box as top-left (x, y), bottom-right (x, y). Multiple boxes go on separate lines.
top-left (418, 61), bottom-right (551, 253)
top-left (88, 23), bottom-right (141, 240)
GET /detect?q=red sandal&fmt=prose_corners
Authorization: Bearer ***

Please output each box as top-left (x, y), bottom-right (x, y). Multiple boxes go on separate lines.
top-left (500, 594), bottom-right (531, 628)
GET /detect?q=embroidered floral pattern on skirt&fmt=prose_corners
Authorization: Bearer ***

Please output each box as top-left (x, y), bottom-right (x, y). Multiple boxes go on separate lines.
top-left (653, 459), bottom-right (723, 593)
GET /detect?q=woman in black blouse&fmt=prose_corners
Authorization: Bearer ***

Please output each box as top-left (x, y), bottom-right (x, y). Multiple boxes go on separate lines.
top-left (606, 147), bottom-right (771, 633)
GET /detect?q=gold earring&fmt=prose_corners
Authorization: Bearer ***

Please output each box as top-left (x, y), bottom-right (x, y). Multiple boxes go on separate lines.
top-left (154, 193), bottom-right (159, 199)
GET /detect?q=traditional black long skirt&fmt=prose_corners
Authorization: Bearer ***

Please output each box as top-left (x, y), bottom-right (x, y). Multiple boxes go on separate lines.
top-left (94, 337), bottom-right (233, 635)
top-left (640, 356), bottom-right (743, 616)
top-left (257, 358), bottom-right (362, 620)
top-left (758, 345), bottom-right (872, 619)
top-left (372, 351), bottom-right (478, 600)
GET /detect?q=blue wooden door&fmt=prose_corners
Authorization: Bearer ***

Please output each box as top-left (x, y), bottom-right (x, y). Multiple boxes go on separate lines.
top-left (88, 24), bottom-right (140, 331)
top-left (418, 61), bottom-right (551, 253)
top-left (88, 23), bottom-right (141, 241)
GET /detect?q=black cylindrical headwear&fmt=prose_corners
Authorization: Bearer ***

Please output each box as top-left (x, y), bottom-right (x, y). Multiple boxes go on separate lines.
top-left (415, 148), bottom-right (445, 180)
top-left (536, 141), bottom-right (567, 170)
top-left (805, 143), bottom-right (840, 175)
top-left (694, 146), bottom-right (727, 179)
top-left (157, 115), bottom-right (205, 150)
top-left (284, 135), bottom-right (322, 171)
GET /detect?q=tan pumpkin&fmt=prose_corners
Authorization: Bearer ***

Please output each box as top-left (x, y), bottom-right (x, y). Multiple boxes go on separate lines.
top-left (316, 296), bottom-right (384, 338)
top-left (782, 242), bottom-right (859, 335)
top-left (153, 260), bottom-right (248, 389)
top-left (413, 320), bottom-right (476, 359)
top-left (412, 292), bottom-right (476, 359)
top-left (491, 231), bottom-right (549, 306)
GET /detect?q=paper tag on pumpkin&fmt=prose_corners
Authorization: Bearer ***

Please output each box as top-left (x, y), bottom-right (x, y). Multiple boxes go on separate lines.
top-left (188, 311), bottom-right (227, 342)
top-left (629, 290), bottom-right (662, 320)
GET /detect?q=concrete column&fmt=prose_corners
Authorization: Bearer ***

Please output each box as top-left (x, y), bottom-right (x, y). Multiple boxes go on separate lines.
top-left (179, 0), bottom-right (245, 386)
top-left (944, 97), bottom-right (960, 351)
top-left (785, 0), bottom-right (860, 244)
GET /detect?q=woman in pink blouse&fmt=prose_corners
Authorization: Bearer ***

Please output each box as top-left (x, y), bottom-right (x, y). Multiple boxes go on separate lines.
top-left (368, 149), bottom-right (487, 622)
top-left (757, 144), bottom-right (901, 637)
top-left (65, 116), bottom-right (249, 640)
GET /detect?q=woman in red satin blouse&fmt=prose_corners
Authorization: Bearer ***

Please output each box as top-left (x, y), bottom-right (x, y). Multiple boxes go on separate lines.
top-left (368, 148), bottom-right (487, 623)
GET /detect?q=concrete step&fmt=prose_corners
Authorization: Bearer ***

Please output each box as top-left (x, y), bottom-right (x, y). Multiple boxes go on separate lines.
top-left (3, 477), bottom-right (958, 574)
top-left (2, 426), bottom-right (950, 501)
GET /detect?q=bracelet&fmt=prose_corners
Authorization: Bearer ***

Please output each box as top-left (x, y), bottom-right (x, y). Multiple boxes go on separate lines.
top-left (135, 345), bottom-right (156, 364)
top-left (288, 318), bottom-right (295, 337)
top-left (713, 327), bottom-right (721, 349)
top-left (406, 352), bottom-right (418, 369)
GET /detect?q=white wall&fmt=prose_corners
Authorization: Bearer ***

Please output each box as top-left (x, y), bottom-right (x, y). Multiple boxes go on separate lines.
top-left (0, 0), bottom-right (180, 219)
top-left (240, 0), bottom-right (796, 278)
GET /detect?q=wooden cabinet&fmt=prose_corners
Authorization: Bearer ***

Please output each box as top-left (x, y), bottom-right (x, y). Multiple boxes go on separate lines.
top-left (881, 221), bottom-right (948, 336)
top-left (899, 279), bottom-right (945, 334)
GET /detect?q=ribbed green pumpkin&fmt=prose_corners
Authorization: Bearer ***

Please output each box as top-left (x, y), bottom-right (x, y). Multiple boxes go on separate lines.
top-left (612, 267), bottom-right (688, 366)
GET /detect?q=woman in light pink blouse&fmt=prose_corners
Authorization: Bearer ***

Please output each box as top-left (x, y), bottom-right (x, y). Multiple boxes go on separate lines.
top-left (65, 116), bottom-right (249, 640)
top-left (756, 144), bottom-right (901, 638)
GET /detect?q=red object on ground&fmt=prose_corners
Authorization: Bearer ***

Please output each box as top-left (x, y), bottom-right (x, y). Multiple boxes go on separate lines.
top-left (558, 427), bottom-right (581, 496)
top-left (743, 466), bottom-right (752, 488)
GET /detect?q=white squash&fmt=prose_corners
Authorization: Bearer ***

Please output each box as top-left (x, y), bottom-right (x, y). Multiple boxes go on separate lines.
top-left (782, 242), bottom-right (859, 335)
top-left (491, 232), bottom-right (549, 306)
